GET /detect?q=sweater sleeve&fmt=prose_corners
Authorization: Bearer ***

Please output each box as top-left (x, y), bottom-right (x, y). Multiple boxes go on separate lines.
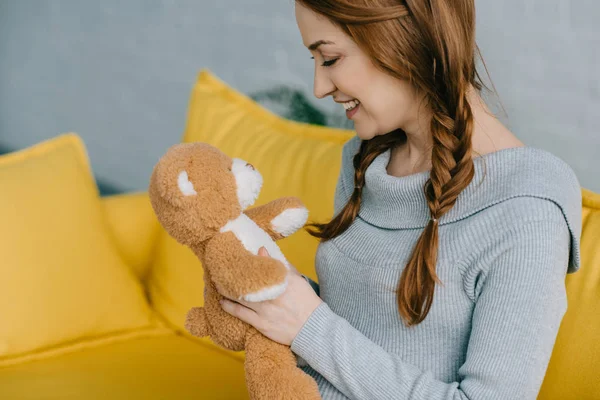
top-left (290, 219), bottom-right (571, 400)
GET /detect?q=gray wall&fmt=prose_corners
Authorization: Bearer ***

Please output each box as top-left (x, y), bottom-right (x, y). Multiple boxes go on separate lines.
top-left (0, 0), bottom-right (598, 192)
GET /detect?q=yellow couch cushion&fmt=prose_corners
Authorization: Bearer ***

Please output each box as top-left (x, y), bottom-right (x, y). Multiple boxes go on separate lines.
top-left (538, 187), bottom-right (600, 399)
top-left (0, 334), bottom-right (248, 400)
top-left (102, 192), bottom-right (162, 280)
top-left (146, 69), bottom-right (354, 338)
top-left (0, 133), bottom-right (168, 367)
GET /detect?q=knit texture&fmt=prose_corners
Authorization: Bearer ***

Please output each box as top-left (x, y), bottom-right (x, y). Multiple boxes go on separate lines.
top-left (291, 135), bottom-right (582, 400)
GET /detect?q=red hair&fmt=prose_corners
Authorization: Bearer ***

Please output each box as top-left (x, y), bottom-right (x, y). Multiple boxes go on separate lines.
top-left (301, 0), bottom-right (496, 326)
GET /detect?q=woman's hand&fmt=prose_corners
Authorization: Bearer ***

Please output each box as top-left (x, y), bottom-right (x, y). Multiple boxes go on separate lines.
top-left (219, 247), bottom-right (323, 346)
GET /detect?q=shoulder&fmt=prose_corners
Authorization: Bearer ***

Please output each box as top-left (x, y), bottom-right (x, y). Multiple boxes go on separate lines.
top-left (470, 146), bottom-right (581, 234)
top-left (501, 147), bottom-right (582, 266)
top-left (457, 147), bottom-right (583, 277)
top-left (447, 146), bottom-right (581, 229)
top-left (484, 196), bottom-right (573, 229)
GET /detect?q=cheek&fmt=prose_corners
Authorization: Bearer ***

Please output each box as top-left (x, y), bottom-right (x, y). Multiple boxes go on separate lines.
top-left (360, 90), bottom-right (403, 130)
top-left (369, 83), bottom-right (413, 128)
top-left (332, 70), bottom-right (363, 99)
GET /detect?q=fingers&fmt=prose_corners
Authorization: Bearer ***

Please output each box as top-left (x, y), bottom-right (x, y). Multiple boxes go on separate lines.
top-left (233, 297), bottom-right (252, 308)
top-left (220, 298), bottom-right (260, 326)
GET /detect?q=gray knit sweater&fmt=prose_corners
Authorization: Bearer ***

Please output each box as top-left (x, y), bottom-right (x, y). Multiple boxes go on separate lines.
top-left (292, 135), bottom-right (582, 400)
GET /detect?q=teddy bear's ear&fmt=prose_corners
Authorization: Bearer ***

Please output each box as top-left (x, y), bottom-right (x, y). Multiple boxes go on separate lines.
top-left (177, 170), bottom-right (197, 196)
top-left (151, 150), bottom-right (197, 208)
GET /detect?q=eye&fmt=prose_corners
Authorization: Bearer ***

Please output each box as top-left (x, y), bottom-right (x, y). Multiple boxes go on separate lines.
top-left (310, 56), bottom-right (339, 67)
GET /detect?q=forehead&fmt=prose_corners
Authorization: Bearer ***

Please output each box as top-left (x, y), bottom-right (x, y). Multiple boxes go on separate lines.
top-left (295, 3), bottom-right (346, 48)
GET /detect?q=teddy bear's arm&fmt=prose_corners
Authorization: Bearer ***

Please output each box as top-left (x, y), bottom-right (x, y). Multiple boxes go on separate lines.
top-left (244, 197), bottom-right (308, 241)
top-left (204, 231), bottom-right (289, 302)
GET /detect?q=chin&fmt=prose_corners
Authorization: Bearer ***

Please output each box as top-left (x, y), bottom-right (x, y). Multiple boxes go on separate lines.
top-left (353, 124), bottom-right (370, 139)
top-left (354, 126), bottom-right (380, 141)
top-left (357, 121), bottom-right (407, 141)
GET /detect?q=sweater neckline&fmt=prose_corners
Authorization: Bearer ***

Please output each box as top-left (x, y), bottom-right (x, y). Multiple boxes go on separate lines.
top-left (359, 145), bottom-right (564, 228)
top-left (351, 143), bottom-right (582, 273)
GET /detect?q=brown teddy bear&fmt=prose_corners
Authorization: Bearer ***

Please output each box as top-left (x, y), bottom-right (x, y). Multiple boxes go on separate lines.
top-left (148, 142), bottom-right (321, 400)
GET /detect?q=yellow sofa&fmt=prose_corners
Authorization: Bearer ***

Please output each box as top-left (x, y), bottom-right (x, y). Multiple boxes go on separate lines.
top-left (0, 70), bottom-right (598, 400)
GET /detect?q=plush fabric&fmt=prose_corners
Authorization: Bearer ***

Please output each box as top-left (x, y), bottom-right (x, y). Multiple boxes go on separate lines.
top-left (0, 133), bottom-right (168, 367)
top-left (148, 141), bottom-right (320, 399)
top-left (145, 69), bottom-right (354, 335)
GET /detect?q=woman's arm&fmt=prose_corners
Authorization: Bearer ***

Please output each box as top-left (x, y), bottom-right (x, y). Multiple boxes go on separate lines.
top-left (291, 218), bottom-right (571, 400)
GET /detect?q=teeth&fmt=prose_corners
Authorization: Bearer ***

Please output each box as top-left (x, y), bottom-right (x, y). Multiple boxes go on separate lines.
top-left (343, 99), bottom-right (360, 111)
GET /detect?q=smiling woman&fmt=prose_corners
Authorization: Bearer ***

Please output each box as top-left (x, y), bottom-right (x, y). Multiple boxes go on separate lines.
top-left (286, 1), bottom-right (583, 400)
top-left (297, 3), bottom-right (426, 140)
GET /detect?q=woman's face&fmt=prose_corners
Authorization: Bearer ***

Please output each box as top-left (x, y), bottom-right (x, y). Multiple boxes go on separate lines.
top-left (295, 2), bottom-right (424, 140)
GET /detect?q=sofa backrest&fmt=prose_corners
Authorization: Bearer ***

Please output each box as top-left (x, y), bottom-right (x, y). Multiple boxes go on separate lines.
top-left (538, 187), bottom-right (600, 399)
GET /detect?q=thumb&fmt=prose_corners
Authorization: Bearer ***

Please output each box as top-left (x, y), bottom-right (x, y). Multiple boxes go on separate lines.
top-left (259, 246), bottom-right (270, 256)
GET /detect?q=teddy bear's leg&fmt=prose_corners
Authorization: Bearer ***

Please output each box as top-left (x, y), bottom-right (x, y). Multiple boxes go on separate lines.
top-left (243, 327), bottom-right (321, 400)
top-left (184, 307), bottom-right (209, 338)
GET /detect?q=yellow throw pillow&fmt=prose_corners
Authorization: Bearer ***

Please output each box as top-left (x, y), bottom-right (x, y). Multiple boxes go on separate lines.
top-left (539, 187), bottom-right (600, 399)
top-left (0, 133), bottom-right (168, 367)
top-left (146, 69), bottom-right (355, 336)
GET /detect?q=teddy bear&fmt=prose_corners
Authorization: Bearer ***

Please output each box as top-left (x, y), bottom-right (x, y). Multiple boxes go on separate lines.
top-left (148, 142), bottom-right (321, 400)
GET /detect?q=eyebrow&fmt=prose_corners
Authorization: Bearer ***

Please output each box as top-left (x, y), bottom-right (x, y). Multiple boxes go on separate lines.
top-left (307, 40), bottom-right (335, 51)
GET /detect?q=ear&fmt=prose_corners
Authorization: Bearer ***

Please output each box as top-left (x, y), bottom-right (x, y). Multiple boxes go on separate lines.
top-left (178, 170), bottom-right (197, 196)
top-left (151, 148), bottom-right (197, 208)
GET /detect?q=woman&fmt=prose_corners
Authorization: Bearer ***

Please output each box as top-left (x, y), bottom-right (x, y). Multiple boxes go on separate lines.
top-left (218, 1), bottom-right (583, 399)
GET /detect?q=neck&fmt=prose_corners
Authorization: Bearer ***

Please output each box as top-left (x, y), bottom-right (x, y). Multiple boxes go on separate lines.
top-left (392, 88), bottom-right (519, 177)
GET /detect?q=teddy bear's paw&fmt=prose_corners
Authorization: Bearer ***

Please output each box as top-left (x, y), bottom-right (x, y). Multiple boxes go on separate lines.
top-left (278, 368), bottom-right (322, 400)
top-left (270, 207), bottom-right (309, 237)
top-left (184, 307), bottom-right (209, 337)
top-left (241, 278), bottom-right (288, 302)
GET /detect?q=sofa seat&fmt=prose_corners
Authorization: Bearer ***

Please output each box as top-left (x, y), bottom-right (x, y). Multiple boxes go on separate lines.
top-left (0, 334), bottom-right (249, 400)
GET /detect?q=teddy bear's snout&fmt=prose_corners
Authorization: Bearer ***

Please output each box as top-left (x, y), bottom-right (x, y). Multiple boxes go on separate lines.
top-left (246, 162), bottom-right (255, 170)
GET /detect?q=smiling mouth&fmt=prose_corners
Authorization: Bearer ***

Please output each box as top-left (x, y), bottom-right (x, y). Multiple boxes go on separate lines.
top-left (346, 102), bottom-right (360, 119)
top-left (342, 99), bottom-right (360, 111)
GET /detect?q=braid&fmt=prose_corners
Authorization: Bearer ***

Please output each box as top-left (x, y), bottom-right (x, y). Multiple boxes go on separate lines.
top-left (397, 81), bottom-right (476, 325)
top-left (305, 131), bottom-right (405, 239)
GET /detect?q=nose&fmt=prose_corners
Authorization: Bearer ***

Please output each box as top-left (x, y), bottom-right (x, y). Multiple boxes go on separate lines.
top-left (246, 162), bottom-right (255, 170)
top-left (313, 68), bottom-right (336, 99)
